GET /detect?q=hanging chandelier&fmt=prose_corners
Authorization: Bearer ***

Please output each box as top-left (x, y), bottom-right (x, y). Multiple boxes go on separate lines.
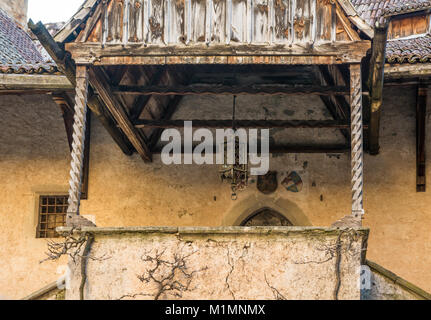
top-left (219, 96), bottom-right (249, 200)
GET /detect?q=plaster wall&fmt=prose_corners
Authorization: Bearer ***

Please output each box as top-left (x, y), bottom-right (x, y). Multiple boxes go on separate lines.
top-left (0, 85), bottom-right (430, 299)
top-left (0, 94), bottom-right (68, 299)
top-left (65, 227), bottom-right (367, 300)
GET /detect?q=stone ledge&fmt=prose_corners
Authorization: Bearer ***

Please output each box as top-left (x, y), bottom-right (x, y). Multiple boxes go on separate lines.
top-left (21, 277), bottom-right (65, 300)
top-left (57, 226), bottom-right (369, 237)
top-left (367, 260), bottom-right (431, 300)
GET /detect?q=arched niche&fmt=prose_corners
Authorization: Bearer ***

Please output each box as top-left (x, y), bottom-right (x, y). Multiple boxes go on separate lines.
top-left (240, 207), bottom-right (293, 226)
top-left (221, 195), bottom-right (311, 226)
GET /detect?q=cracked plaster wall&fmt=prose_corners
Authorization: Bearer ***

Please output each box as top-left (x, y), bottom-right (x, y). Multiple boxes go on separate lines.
top-left (66, 228), bottom-right (367, 300)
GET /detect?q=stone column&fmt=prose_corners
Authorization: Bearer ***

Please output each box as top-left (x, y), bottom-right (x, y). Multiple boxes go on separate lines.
top-left (350, 64), bottom-right (364, 220)
top-left (66, 65), bottom-right (89, 225)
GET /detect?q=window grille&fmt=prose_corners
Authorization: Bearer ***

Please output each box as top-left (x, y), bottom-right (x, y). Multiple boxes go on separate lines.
top-left (36, 195), bottom-right (68, 238)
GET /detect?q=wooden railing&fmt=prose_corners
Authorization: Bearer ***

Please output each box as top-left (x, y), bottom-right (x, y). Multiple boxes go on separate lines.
top-left (100, 0), bottom-right (351, 46)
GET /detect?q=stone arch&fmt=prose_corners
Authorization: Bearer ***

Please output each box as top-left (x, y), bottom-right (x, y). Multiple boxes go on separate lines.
top-left (240, 207), bottom-right (293, 226)
top-left (221, 194), bottom-right (312, 226)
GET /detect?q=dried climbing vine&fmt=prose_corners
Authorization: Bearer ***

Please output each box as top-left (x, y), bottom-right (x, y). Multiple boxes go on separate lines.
top-left (40, 230), bottom-right (107, 300)
top-left (293, 229), bottom-right (361, 300)
top-left (120, 244), bottom-right (207, 300)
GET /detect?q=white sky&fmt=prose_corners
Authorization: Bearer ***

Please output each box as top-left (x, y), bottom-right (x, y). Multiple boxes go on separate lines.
top-left (28, 0), bottom-right (83, 23)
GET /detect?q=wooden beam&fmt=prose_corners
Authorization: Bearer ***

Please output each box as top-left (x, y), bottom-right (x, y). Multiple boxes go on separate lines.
top-left (86, 95), bottom-right (134, 155)
top-left (28, 19), bottom-right (135, 157)
top-left (368, 27), bottom-right (388, 155)
top-left (385, 63), bottom-right (431, 79)
top-left (416, 83), bottom-right (427, 192)
top-left (114, 85), bottom-right (359, 96)
top-left (129, 67), bottom-right (166, 121)
top-left (81, 110), bottom-right (91, 200)
top-left (89, 67), bottom-right (152, 162)
top-left (313, 66), bottom-right (350, 142)
top-left (152, 144), bottom-right (350, 154)
top-left (0, 74), bottom-right (73, 91)
top-left (51, 93), bottom-right (74, 151)
top-left (318, 66), bottom-right (350, 118)
top-left (134, 119), bottom-right (362, 129)
top-left (28, 20), bottom-right (77, 85)
top-left (66, 41), bottom-right (371, 65)
top-left (148, 96), bottom-right (184, 150)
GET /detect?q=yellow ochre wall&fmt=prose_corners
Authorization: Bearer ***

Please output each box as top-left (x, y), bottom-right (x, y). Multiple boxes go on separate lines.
top-left (0, 86), bottom-right (430, 299)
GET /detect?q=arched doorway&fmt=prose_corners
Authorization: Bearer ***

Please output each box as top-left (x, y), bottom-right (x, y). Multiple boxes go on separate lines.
top-left (240, 207), bottom-right (293, 226)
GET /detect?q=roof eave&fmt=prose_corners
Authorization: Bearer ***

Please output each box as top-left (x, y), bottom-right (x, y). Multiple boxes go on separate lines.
top-left (54, 0), bottom-right (100, 43)
top-left (338, 0), bottom-right (375, 38)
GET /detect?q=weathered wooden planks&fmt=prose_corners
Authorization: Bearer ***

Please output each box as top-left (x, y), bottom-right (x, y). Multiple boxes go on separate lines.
top-left (83, 0), bottom-right (361, 46)
top-left (67, 40), bottom-right (371, 65)
top-left (388, 13), bottom-right (428, 40)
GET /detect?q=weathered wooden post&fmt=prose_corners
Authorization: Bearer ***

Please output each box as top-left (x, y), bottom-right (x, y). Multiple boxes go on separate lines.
top-left (66, 65), bottom-right (89, 226)
top-left (350, 64), bottom-right (365, 220)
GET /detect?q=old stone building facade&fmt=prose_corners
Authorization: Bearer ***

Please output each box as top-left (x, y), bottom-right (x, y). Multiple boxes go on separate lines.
top-left (0, 0), bottom-right (430, 299)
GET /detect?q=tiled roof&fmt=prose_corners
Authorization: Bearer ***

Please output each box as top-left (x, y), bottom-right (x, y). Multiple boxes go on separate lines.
top-left (0, 9), bottom-right (58, 74)
top-left (384, 0), bottom-right (431, 15)
top-left (351, 0), bottom-right (431, 64)
top-left (386, 35), bottom-right (431, 63)
top-left (351, 0), bottom-right (431, 26)
top-left (351, 0), bottom-right (387, 26)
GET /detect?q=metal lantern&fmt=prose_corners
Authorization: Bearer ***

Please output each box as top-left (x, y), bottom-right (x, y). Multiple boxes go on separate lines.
top-left (219, 96), bottom-right (249, 200)
top-left (219, 135), bottom-right (249, 200)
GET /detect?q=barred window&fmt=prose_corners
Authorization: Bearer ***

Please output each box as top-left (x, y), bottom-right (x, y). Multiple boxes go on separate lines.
top-left (36, 195), bottom-right (68, 238)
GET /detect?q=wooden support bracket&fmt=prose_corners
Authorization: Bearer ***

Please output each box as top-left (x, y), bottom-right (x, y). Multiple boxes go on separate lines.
top-left (416, 83), bottom-right (427, 192)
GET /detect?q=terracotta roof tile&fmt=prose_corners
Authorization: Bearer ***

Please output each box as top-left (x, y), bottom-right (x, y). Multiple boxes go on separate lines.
top-left (386, 34), bottom-right (431, 63)
top-left (384, 0), bottom-right (431, 15)
top-left (351, 0), bottom-right (388, 26)
top-left (0, 9), bottom-right (58, 74)
top-left (352, 0), bottom-right (431, 26)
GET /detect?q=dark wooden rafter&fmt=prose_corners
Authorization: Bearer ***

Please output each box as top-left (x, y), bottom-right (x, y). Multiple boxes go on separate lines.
top-left (367, 26), bottom-right (389, 155)
top-left (89, 67), bottom-right (152, 162)
top-left (109, 65), bottom-right (129, 86)
top-left (148, 95), bottom-right (184, 150)
top-left (145, 66), bottom-right (193, 151)
top-left (134, 119), bottom-right (365, 129)
top-left (86, 94), bottom-right (134, 155)
top-left (51, 92), bottom-right (91, 199)
top-left (313, 65), bottom-right (351, 142)
top-left (28, 20), bottom-right (134, 156)
top-left (81, 110), bottom-right (91, 200)
top-left (113, 85), bottom-right (359, 96)
top-left (416, 83), bottom-right (427, 192)
top-left (152, 144), bottom-right (349, 154)
top-left (51, 92), bottom-right (74, 151)
top-left (129, 66), bottom-right (166, 121)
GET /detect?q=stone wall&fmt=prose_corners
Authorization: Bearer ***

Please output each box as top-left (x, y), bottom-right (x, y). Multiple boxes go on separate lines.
top-left (64, 227), bottom-right (368, 300)
top-left (363, 261), bottom-right (431, 300)
top-left (0, 0), bottom-right (28, 28)
top-left (1, 85), bottom-right (431, 299)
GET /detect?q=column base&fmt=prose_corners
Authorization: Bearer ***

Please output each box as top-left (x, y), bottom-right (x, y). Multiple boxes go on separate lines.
top-left (67, 213), bottom-right (97, 228)
top-left (331, 214), bottom-right (362, 228)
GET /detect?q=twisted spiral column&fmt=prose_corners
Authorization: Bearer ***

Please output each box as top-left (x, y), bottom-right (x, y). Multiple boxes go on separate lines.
top-left (350, 64), bottom-right (364, 219)
top-left (67, 65), bottom-right (89, 221)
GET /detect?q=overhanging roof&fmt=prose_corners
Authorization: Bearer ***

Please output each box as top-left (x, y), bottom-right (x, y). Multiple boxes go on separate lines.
top-left (57, 0), bottom-right (372, 65)
top-left (0, 8), bottom-right (58, 75)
